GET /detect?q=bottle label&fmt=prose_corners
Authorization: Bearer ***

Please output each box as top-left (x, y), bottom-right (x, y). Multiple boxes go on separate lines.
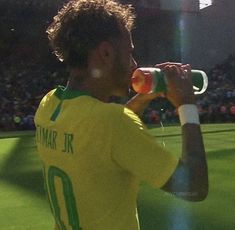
top-left (131, 68), bottom-right (167, 94)
top-left (132, 67), bottom-right (208, 95)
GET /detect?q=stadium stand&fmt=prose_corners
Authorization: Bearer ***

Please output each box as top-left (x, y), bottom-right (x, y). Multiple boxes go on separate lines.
top-left (197, 53), bottom-right (235, 123)
top-left (0, 1), bottom-right (234, 131)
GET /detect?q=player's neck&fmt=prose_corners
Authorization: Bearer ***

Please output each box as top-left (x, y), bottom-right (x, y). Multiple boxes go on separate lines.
top-left (67, 68), bottom-right (112, 102)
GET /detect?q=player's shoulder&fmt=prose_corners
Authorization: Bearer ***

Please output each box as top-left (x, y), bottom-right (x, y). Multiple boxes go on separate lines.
top-left (40, 88), bottom-right (57, 103)
top-left (35, 89), bottom-right (56, 111)
top-left (100, 102), bottom-right (130, 116)
top-left (98, 102), bottom-right (143, 127)
top-left (91, 101), bottom-right (123, 118)
top-left (88, 101), bottom-right (122, 123)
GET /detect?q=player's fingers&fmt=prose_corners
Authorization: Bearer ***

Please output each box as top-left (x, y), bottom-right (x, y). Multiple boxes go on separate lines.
top-left (155, 62), bottom-right (183, 69)
top-left (181, 64), bottom-right (191, 73)
top-left (181, 64), bottom-right (192, 80)
top-left (167, 64), bottom-right (191, 80)
top-left (162, 64), bottom-right (184, 78)
top-left (182, 63), bottom-right (191, 71)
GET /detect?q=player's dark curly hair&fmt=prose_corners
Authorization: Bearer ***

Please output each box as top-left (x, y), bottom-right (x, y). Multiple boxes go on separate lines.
top-left (47, 0), bottom-right (135, 68)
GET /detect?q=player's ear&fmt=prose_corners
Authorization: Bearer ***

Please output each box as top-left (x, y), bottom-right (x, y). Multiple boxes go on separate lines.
top-left (97, 41), bottom-right (115, 65)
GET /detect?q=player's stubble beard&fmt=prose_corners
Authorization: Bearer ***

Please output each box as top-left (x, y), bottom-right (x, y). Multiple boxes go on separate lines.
top-left (111, 50), bottom-right (131, 98)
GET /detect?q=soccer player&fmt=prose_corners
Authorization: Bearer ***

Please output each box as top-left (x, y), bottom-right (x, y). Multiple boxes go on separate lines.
top-left (34, 1), bottom-right (208, 229)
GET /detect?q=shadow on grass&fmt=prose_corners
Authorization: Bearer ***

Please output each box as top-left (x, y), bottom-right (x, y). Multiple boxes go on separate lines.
top-left (137, 148), bottom-right (235, 230)
top-left (0, 135), bottom-right (234, 230)
top-left (153, 128), bottom-right (235, 138)
top-left (0, 171), bottom-right (45, 196)
top-left (0, 135), bottom-right (45, 196)
top-left (207, 148), bottom-right (235, 160)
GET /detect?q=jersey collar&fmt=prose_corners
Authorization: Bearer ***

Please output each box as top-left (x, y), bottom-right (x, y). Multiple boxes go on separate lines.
top-left (54, 85), bottom-right (90, 100)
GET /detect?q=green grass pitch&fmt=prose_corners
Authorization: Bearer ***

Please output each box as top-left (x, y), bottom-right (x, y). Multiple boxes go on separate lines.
top-left (0, 123), bottom-right (234, 230)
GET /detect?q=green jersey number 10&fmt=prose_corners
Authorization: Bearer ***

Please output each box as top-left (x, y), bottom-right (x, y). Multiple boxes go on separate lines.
top-left (44, 165), bottom-right (82, 230)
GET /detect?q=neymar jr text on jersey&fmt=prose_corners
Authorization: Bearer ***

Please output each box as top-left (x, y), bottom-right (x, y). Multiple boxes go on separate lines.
top-left (35, 125), bottom-right (74, 154)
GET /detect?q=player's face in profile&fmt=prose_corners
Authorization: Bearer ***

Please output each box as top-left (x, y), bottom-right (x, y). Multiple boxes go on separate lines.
top-left (111, 29), bottom-right (137, 96)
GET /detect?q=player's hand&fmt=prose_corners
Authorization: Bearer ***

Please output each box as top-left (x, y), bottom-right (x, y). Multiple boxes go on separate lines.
top-left (155, 62), bottom-right (196, 108)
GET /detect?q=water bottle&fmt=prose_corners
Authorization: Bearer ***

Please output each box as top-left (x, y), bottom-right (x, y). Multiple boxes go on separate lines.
top-left (131, 67), bottom-right (208, 95)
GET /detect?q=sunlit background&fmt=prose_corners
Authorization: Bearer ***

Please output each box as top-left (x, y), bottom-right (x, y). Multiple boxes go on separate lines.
top-left (0, 0), bottom-right (234, 130)
top-left (0, 1), bottom-right (234, 230)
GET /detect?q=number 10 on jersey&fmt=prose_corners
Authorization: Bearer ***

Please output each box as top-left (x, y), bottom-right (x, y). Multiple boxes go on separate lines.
top-left (44, 165), bottom-right (82, 230)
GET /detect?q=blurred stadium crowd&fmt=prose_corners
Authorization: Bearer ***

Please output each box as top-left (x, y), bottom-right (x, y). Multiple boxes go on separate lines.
top-left (0, 0), bottom-right (235, 131)
top-left (1, 53), bottom-right (235, 131)
top-left (0, 61), bottom-right (66, 131)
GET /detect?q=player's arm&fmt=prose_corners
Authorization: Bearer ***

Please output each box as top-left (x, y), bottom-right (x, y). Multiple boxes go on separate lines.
top-left (127, 63), bottom-right (208, 201)
top-left (161, 123), bottom-right (208, 201)
top-left (126, 93), bottom-right (160, 117)
top-left (159, 63), bottom-right (208, 201)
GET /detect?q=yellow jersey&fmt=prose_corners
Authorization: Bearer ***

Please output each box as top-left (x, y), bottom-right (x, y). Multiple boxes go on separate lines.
top-left (34, 86), bottom-right (178, 230)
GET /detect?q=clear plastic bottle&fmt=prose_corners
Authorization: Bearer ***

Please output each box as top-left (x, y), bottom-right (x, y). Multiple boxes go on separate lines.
top-left (131, 67), bottom-right (208, 95)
